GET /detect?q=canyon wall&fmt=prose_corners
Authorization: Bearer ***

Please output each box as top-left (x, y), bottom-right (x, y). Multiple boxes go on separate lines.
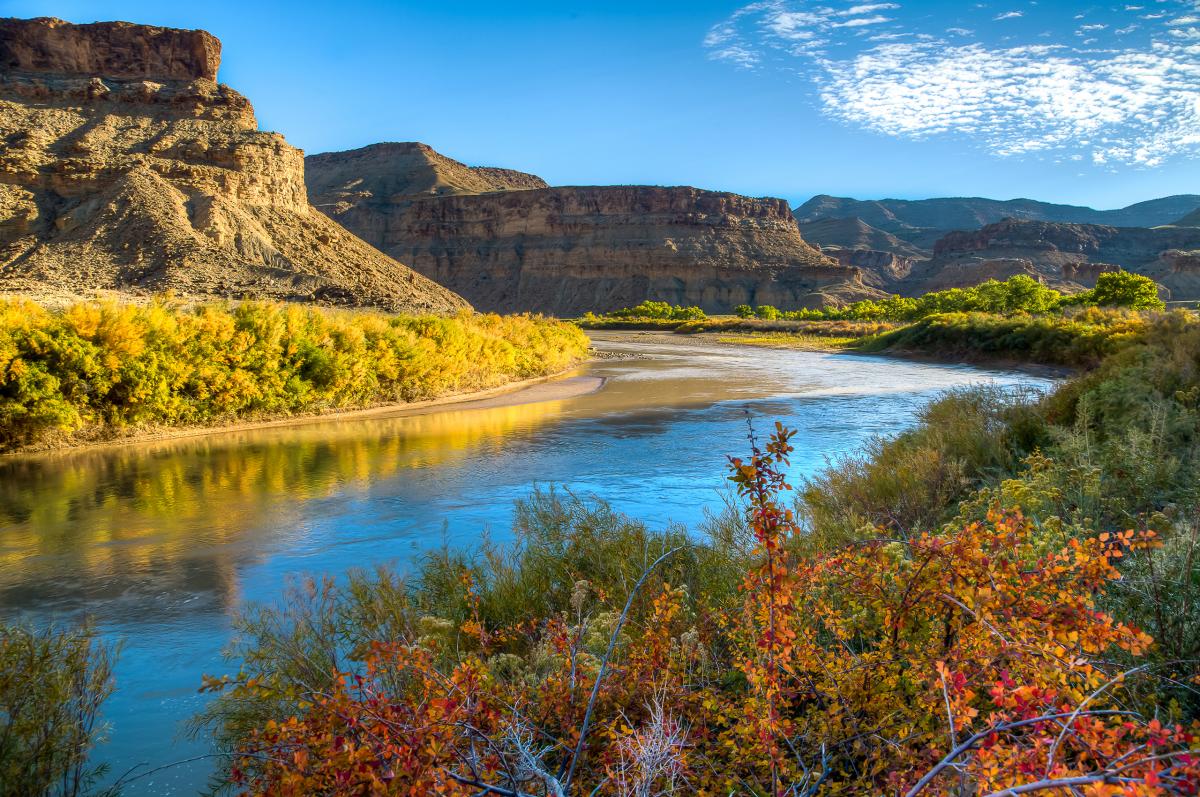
top-left (907, 219), bottom-right (1200, 298)
top-left (308, 144), bottom-right (873, 315)
top-left (0, 17), bottom-right (466, 311)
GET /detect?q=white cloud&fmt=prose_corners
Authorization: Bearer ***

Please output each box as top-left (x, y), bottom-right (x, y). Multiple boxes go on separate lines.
top-left (841, 3), bottom-right (899, 14)
top-left (703, 0), bottom-right (1200, 167)
top-left (994, 11), bottom-right (1024, 20)
top-left (832, 15), bottom-right (891, 27)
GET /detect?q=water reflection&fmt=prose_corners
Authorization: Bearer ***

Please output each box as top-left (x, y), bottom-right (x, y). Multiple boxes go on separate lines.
top-left (0, 393), bottom-right (582, 619)
top-left (0, 332), bottom-right (1053, 795)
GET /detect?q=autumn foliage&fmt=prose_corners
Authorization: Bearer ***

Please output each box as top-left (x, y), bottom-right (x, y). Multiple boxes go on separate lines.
top-left (214, 424), bottom-right (1199, 796)
top-left (0, 298), bottom-right (589, 451)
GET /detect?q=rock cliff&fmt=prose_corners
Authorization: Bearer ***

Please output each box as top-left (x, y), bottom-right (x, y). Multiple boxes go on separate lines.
top-left (0, 17), bottom-right (466, 311)
top-left (307, 144), bottom-right (873, 315)
top-left (907, 219), bottom-right (1200, 298)
top-left (823, 247), bottom-right (916, 290)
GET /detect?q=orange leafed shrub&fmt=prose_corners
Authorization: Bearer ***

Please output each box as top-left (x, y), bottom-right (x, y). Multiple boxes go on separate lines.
top-left (221, 425), bottom-right (1199, 796)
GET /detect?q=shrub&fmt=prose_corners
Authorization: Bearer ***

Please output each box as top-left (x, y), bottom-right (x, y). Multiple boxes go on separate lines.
top-left (733, 304), bottom-right (754, 319)
top-left (598, 301), bottom-right (707, 322)
top-left (209, 428), bottom-right (1199, 796)
top-left (0, 299), bottom-right (589, 451)
top-left (857, 307), bottom-right (1150, 366)
top-left (0, 624), bottom-right (116, 797)
top-left (1068, 270), bottom-right (1166, 310)
top-left (754, 304), bottom-right (781, 320)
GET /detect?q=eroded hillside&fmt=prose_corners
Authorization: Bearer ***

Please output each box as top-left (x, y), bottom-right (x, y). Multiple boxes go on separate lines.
top-left (0, 17), bottom-right (466, 312)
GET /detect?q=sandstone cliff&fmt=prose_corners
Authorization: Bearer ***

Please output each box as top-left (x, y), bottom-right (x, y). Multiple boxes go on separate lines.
top-left (823, 247), bottom-right (916, 291)
top-left (0, 18), bottom-right (466, 312)
top-left (905, 219), bottom-right (1200, 299)
top-left (307, 144), bottom-right (873, 315)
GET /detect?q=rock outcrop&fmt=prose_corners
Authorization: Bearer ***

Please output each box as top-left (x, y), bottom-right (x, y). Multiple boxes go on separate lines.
top-left (905, 219), bottom-right (1200, 298)
top-left (823, 247), bottom-right (916, 290)
top-left (0, 17), bottom-right (467, 312)
top-left (307, 143), bottom-right (874, 315)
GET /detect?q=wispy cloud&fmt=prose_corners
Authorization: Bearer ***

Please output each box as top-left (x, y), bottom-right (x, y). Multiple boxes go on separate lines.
top-left (704, 0), bottom-right (1200, 167)
top-left (994, 11), bottom-right (1024, 21)
top-left (833, 14), bottom-right (891, 27)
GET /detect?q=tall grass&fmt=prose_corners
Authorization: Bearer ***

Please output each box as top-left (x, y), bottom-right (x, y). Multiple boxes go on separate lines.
top-left (0, 299), bottom-right (589, 451)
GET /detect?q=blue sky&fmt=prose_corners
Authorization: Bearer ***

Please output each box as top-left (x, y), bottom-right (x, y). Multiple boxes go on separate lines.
top-left (6, 0), bottom-right (1200, 209)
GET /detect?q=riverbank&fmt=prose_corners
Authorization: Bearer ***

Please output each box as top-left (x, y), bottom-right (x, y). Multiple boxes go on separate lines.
top-left (703, 332), bottom-right (1076, 378)
top-left (585, 308), bottom-right (1160, 374)
top-left (6, 369), bottom-right (606, 457)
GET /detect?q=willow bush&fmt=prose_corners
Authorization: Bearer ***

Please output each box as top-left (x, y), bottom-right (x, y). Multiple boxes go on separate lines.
top-left (0, 299), bottom-right (589, 451)
top-left (857, 306), bottom-right (1151, 366)
top-left (0, 624), bottom-right (115, 797)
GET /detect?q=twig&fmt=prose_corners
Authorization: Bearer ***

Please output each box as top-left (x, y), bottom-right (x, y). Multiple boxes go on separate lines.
top-left (561, 546), bottom-right (685, 795)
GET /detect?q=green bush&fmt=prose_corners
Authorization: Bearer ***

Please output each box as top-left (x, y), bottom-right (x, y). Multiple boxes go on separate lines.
top-left (0, 299), bottom-right (590, 451)
top-left (799, 384), bottom-right (1048, 548)
top-left (1065, 270), bottom-right (1165, 310)
top-left (857, 307), bottom-right (1150, 366)
top-left (733, 304), bottom-right (754, 319)
top-left (599, 301), bottom-right (707, 321)
top-left (754, 304), bottom-right (781, 320)
top-left (0, 624), bottom-right (116, 797)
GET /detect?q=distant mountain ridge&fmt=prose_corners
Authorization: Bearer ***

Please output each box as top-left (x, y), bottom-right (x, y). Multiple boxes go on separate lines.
top-left (792, 194), bottom-right (1200, 300)
top-left (796, 217), bottom-right (928, 260)
top-left (795, 194), bottom-right (1200, 246)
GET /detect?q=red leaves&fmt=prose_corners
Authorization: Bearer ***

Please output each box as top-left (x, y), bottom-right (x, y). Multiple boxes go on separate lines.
top-left (225, 424), bottom-right (1197, 797)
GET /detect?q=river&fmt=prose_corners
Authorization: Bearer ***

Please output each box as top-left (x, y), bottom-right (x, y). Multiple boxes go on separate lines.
top-left (0, 332), bottom-right (1053, 795)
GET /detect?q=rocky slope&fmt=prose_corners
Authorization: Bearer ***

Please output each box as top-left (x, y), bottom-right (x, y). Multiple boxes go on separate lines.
top-left (797, 217), bottom-right (927, 258)
top-left (307, 144), bottom-right (873, 315)
top-left (905, 219), bottom-right (1200, 299)
top-left (0, 17), bottom-right (466, 312)
top-left (1170, 209), bottom-right (1200, 228)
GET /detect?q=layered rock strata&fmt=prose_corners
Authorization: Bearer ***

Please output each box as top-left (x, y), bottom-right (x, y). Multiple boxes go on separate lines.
top-left (308, 143), bottom-right (874, 315)
top-left (0, 17), bottom-right (466, 311)
top-left (907, 219), bottom-right (1200, 298)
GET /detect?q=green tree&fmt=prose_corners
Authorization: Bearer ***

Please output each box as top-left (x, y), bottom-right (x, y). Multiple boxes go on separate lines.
top-left (1087, 270), bottom-right (1165, 310)
top-left (733, 304), bottom-right (754, 319)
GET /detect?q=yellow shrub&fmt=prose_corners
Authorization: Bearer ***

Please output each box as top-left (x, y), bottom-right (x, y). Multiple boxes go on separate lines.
top-left (0, 299), bottom-right (589, 451)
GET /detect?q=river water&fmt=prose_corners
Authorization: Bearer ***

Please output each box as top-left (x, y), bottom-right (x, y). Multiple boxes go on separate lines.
top-left (0, 332), bottom-right (1052, 794)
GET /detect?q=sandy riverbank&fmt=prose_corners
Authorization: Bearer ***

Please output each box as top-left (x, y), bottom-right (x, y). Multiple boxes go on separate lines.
top-left (6, 369), bottom-right (606, 457)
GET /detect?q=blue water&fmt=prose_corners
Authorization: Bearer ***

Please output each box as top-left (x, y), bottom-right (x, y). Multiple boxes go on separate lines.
top-left (0, 332), bottom-right (1052, 794)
